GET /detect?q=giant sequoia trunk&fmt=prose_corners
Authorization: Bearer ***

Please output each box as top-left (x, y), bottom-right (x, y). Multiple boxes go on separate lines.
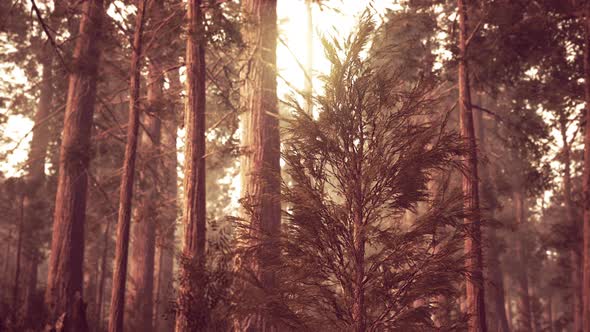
top-left (108, 2), bottom-right (147, 331)
top-left (175, 0), bottom-right (207, 330)
top-left (457, 0), bottom-right (487, 331)
top-left (582, 5), bottom-right (590, 331)
top-left (45, 1), bottom-right (104, 330)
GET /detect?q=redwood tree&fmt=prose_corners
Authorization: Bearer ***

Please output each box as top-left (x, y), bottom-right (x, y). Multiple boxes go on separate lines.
top-left (582, 4), bottom-right (590, 331)
top-left (457, 0), bottom-right (487, 330)
top-left (108, 1), bottom-right (147, 331)
top-left (237, 0), bottom-right (280, 328)
top-left (174, 0), bottom-right (207, 330)
top-left (45, 0), bottom-right (104, 330)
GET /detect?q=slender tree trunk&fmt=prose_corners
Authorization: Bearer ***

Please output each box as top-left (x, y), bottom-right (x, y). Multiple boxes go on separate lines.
top-left (238, 0), bottom-right (280, 328)
top-left (127, 70), bottom-right (161, 332)
top-left (175, 0), bottom-right (206, 330)
top-left (475, 103), bottom-right (510, 332)
top-left (95, 216), bottom-right (112, 332)
top-left (304, 0), bottom-right (313, 115)
top-left (457, 0), bottom-right (486, 330)
top-left (557, 110), bottom-right (583, 332)
top-left (108, 2), bottom-right (147, 331)
top-left (154, 67), bottom-right (180, 332)
top-left (581, 6), bottom-right (590, 332)
top-left (13, 194), bottom-right (25, 311)
top-left (513, 190), bottom-right (533, 331)
top-left (45, 1), bottom-right (104, 330)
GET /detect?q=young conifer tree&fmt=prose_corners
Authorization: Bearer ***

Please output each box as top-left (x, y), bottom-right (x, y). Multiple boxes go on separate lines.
top-left (236, 16), bottom-right (468, 332)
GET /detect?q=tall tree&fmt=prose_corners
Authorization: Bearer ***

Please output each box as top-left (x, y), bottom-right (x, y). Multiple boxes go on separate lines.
top-left (583, 4), bottom-right (590, 331)
top-left (108, 1), bottom-right (147, 331)
top-left (174, 0), bottom-right (206, 330)
top-left (127, 1), bottom-right (167, 330)
top-left (457, 0), bottom-right (487, 330)
top-left (44, 0), bottom-right (104, 330)
top-left (238, 0), bottom-right (280, 328)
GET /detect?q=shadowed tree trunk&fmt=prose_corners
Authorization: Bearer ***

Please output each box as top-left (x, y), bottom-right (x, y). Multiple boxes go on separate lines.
top-left (457, 0), bottom-right (486, 331)
top-left (108, 1), bottom-right (147, 331)
top-left (45, 0), bottom-right (104, 330)
top-left (154, 65), bottom-right (181, 332)
top-left (174, 0), bottom-right (206, 330)
top-left (557, 109), bottom-right (582, 332)
top-left (581, 5), bottom-right (590, 332)
top-left (127, 59), bottom-right (162, 331)
top-left (238, 0), bottom-right (280, 329)
top-left (475, 103), bottom-right (510, 332)
top-left (513, 189), bottom-right (532, 331)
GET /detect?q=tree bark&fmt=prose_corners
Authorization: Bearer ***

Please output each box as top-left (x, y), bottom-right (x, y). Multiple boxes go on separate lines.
top-left (557, 109), bottom-right (582, 332)
top-left (457, 0), bottom-right (487, 331)
top-left (108, 1), bottom-right (147, 331)
top-left (95, 215), bottom-right (112, 332)
top-left (127, 63), bottom-right (162, 332)
top-left (174, 0), bottom-right (207, 330)
top-left (513, 190), bottom-right (532, 331)
top-left (475, 103), bottom-right (510, 332)
top-left (238, 0), bottom-right (280, 329)
top-left (581, 6), bottom-right (590, 332)
top-left (45, 1), bottom-right (104, 330)
top-left (13, 194), bottom-right (25, 311)
top-left (304, 0), bottom-right (313, 115)
top-left (154, 65), bottom-right (181, 332)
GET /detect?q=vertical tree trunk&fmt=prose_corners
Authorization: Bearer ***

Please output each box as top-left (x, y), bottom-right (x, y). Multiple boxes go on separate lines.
top-left (513, 190), bottom-right (532, 331)
top-left (127, 64), bottom-right (162, 332)
top-left (581, 6), bottom-right (590, 332)
top-left (175, 0), bottom-right (206, 330)
top-left (239, 0), bottom-right (280, 328)
top-left (558, 109), bottom-right (582, 332)
top-left (304, 0), bottom-right (313, 115)
top-left (475, 103), bottom-right (510, 332)
top-left (13, 194), bottom-right (25, 311)
top-left (457, 0), bottom-right (486, 331)
top-left (154, 67), bottom-right (180, 332)
top-left (45, 1), bottom-right (104, 330)
top-left (95, 216), bottom-right (112, 332)
top-left (108, 2), bottom-right (147, 331)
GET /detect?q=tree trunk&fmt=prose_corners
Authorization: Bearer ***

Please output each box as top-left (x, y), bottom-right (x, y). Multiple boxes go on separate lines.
top-left (558, 109), bottom-right (582, 332)
top-left (175, 0), bottom-right (207, 330)
top-left (108, 2), bottom-right (147, 331)
top-left (154, 66), bottom-right (181, 332)
top-left (127, 60), bottom-right (162, 331)
top-left (238, 0), bottom-right (280, 328)
top-left (513, 190), bottom-right (532, 331)
top-left (45, 1), bottom-right (104, 330)
top-left (13, 194), bottom-right (25, 311)
top-left (475, 102), bottom-right (510, 332)
top-left (304, 0), bottom-right (313, 115)
top-left (581, 6), bottom-right (590, 332)
top-left (95, 215), bottom-right (112, 332)
top-left (457, 0), bottom-right (487, 331)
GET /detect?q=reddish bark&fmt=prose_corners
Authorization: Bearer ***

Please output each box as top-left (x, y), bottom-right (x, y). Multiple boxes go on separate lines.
top-left (154, 66), bottom-right (180, 332)
top-left (457, 0), bottom-right (487, 331)
top-left (175, 0), bottom-right (207, 330)
top-left (582, 6), bottom-right (590, 332)
top-left (238, 0), bottom-right (280, 329)
top-left (45, 0), bottom-right (104, 330)
top-left (108, 1), bottom-right (147, 331)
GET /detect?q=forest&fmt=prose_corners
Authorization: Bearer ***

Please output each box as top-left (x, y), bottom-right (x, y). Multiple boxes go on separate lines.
top-left (0, 0), bottom-right (589, 331)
